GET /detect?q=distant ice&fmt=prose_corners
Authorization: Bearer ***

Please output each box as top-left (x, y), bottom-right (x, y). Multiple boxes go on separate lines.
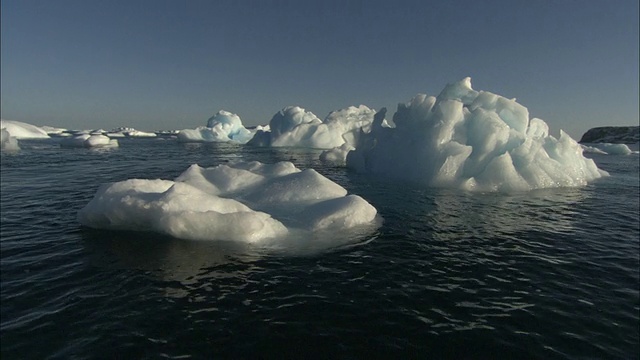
top-left (0, 120), bottom-right (50, 139)
top-left (78, 161), bottom-right (379, 245)
top-left (320, 143), bottom-right (354, 164)
top-left (581, 143), bottom-right (635, 155)
top-left (177, 110), bottom-right (255, 143)
top-left (247, 105), bottom-right (378, 150)
top-left (124, 129), bottom-right (156, 137)
top-left (346, 78), bottom-right (608, 191)
top-left (60, 134), bottom-right (119, 148)
top-left (41, 125), bottom-right (70, 136)
top-left (1, 128), bottom-right (20, 150)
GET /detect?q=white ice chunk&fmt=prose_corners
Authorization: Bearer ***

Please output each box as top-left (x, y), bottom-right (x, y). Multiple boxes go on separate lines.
top-left (78, 161), bottom-right (379, 244)
top-left (1, 128), bottom-right (20, 150)
top-left (178, 110), bottom-right (254, 143)
top-left (60, 134), bottom-right (119, 148)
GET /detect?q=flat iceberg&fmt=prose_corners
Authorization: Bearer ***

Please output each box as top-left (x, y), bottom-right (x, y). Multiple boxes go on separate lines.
top-left (0, 119), bottom-right (50, 139)
top-left (247, 105), bottom-right (377, 150)
top-left (177, 110), bottom-right (254, 143)
top-left (346, 78), bottom-right (607, 192)
top-left (60, 134), bottom-right (119, 148)
top-left (78, 161), bottom-right (379, 245)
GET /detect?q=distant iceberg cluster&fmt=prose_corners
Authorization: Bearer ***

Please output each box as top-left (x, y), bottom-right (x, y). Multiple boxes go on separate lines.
top-left (346, 78), bottom-right (608, 192)
top-left (2, 78), bottom-right (614, 194)
top-left (248, 105), bottom-right (378, 150)
top-left (176, 106), bottom-right (379, 149)
top-left (78, 161), bottom-right (379, 244)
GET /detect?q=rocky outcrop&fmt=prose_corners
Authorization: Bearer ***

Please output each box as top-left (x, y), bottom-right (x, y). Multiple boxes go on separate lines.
top-left (579, 126), bottom-right (639, 144)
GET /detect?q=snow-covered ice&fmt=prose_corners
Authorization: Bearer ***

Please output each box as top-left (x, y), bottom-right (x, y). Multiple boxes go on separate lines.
top-left (0, 120), bottom-right (50, 139)
top-left (177, 110), bottom-right (254, 143)
top-left (78, 161), bottom-right (379, 245)
top-left (248, 105), bottom-right (378, 150)
top-left (346, 78), bottom-right (607, 192)
top-left (60, 134), bottom-right (119, 148)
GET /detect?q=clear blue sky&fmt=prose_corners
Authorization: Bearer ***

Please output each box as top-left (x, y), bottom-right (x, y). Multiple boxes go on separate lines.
top-left (1, 0), bottom-right (638, 138)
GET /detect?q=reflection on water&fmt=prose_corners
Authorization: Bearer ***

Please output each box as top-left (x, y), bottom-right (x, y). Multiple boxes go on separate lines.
top-left (82, 230), bottom-right (256, 279)
top-left (80, 223), bottom-right (381, 299)
top-left (430, 187), bottom-right (589, 241)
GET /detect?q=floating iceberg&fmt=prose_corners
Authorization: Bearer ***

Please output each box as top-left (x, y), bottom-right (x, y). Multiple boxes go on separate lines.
top-left (346, 78), bottom-right (607, 192)
top-left (247, 105), bottom-right (377, 150)
top-left (41, 125), bottom-right (70, 136)
top-left (124, 129), bottom-right (156, 137)
top-left (78, 161), bottom-right (379, 245)
top-left (177, 110), bottom-right (254, 143)
top-left (581, 143), bottom-right (634, 155)
top-left (1, 128), bottom-right (20, 150)
top-left (60, 134), bottom-right (119, 148)
top-left (0, 120), bottom-right (50, 139)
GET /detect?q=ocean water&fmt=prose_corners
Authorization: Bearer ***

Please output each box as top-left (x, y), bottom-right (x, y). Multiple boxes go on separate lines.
top-left (1, 138), bottom-right (638, 359)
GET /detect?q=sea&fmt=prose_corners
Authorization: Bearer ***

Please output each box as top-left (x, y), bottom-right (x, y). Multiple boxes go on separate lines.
top-left (1, 137), bottom-right (638, 359)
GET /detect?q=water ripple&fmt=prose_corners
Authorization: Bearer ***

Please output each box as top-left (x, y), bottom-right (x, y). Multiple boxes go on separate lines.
top-left (1, 140), bottom-right (638, 358)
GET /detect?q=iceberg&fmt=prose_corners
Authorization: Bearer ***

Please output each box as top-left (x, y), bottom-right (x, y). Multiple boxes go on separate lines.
top-left (581, 143), bottom-right (634, 155)
top-left (177, 110), bottom-right (254, 143)
top-left (1, 128), bottom-right (20, 150)
top-left (78, 161), bottom-right (379, 245)
top-left (124, 129), bottom-right (157, 138)
top-left (0, 120), bottom-right (50, 139)
top-left (247, 105), bottom-right (377, 150)
top-left (41, 125), bottom-right (70, 136)
top-left (60, 134), bottom-right (119, 148)
top-left (346, 78), bottom-right (607, 192)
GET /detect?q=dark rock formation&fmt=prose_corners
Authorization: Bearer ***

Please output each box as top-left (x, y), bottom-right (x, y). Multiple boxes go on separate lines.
top-left (579, 126), bottom-right (639, 144)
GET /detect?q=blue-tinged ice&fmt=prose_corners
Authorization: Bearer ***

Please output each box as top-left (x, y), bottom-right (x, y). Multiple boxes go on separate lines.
top-left (177, 110), bottom-right (256, 143)
top-left (345, 78), bottom-right (608, 192)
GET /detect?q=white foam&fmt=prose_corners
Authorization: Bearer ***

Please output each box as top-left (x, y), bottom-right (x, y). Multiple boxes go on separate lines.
top-left (78, 161), bottom-right (379, 245)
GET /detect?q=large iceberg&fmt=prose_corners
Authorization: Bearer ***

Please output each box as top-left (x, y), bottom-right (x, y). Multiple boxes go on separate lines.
top-left (247, 105), bottom-right (377, 149)
top-left (346, 78), bottom-right (607, 192)
top-left (177, 110), bottom-right (255, 143)
top-left (0, 120), bottom-right (50, 139)
top-left (78, 161), bottom-right (379, 245)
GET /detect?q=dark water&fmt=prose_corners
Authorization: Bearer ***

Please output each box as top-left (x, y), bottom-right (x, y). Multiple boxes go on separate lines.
top-left (2, 138), bottom-right (638, 359)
